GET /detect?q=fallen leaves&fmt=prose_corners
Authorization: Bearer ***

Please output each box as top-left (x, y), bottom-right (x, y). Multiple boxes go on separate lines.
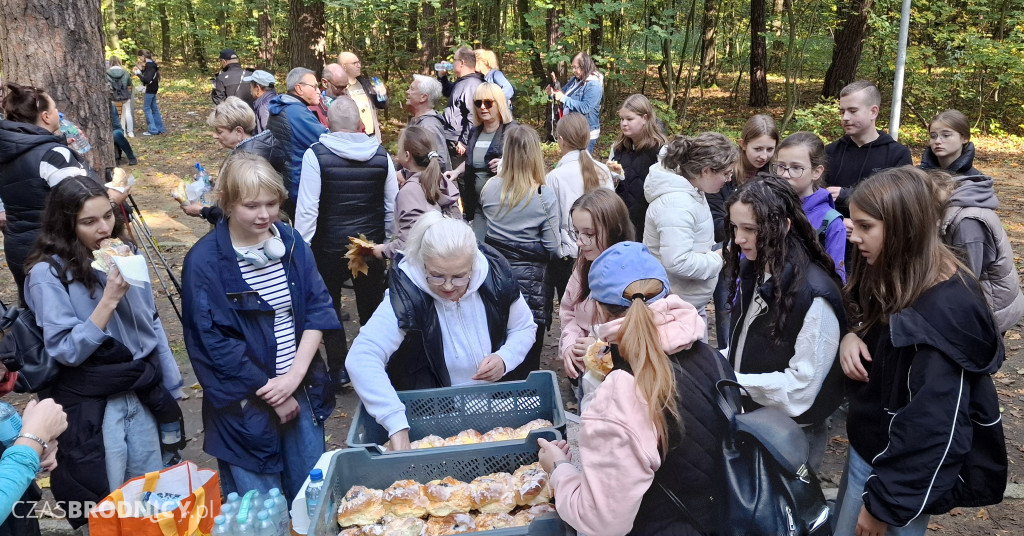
top-left (345, 235), bottom-right (377, 278)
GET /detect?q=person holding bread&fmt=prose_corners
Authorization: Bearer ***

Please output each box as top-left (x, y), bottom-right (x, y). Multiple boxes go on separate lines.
top-left (347, 212), bottom-right (537, 451)
top-left (537, 242), bottom-right (732, 535)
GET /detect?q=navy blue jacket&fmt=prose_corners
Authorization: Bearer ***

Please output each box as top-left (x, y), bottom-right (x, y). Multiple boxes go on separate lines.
top-left (181, 220), bottom-right (340, 473)
top-left (267, 94), bottom-right (328, 199)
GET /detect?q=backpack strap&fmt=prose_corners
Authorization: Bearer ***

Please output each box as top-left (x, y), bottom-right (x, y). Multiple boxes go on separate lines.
top-left (816, 208), bottom-right (842, 245)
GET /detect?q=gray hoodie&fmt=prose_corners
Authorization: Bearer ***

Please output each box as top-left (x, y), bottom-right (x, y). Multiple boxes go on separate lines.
top-left (294, 131), bottom-right (398, 243)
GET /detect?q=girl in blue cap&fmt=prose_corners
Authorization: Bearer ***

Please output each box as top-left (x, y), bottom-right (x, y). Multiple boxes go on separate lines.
top-left (723, 175), bottom-right (846, 471)
top-left (538, 241), bottom-right (732, 535)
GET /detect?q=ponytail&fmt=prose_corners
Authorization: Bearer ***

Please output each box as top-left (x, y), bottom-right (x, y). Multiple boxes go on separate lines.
top-left (612, 280), bottom-right (681, 458)
top-left (578, 149), bottom-right (609, 193)
top-left (419, 152), bottom-right (443, 205)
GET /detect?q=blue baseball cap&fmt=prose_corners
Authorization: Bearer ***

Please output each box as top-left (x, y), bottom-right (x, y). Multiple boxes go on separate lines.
top-left (588, 242), bottom-right (671, 307)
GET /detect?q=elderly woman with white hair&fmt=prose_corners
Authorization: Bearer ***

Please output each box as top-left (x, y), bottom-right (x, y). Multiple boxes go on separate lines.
top-left (347, 212), bottom-right (537, 450)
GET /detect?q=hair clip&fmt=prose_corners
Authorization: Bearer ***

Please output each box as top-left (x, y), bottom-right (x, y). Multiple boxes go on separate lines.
top-left (427, 151), bottom-right (440, 160)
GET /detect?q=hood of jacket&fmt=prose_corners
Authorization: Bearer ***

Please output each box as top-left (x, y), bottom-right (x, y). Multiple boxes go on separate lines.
top-left (317, 130), bottom-right (382, 161)
top-left (595, 295), bottom-right (705, 354)
top-left (644, 162), bottom-right (698, 203)
top-left (0, 119), bottom-right (64, 165)
top-left (397, 248), bottom-right (490, 303)
top-left (406, 171), bottom-right (461, 211)
top-left (948, 174), bottom-right (998, 210)
top-left (267, 93), bottom-right (307, 115)
top-left (802, 187), bottom-right (838, 223)
top-left (890, 271), bottom-right (1003, 374)
top-left (920, 142), bottom-right (979, 175)
top-left (107, 66), bottom-right (129, 78)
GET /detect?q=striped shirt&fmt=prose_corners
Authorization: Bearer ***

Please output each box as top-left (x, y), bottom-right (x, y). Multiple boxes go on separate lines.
top-left (236, 246), bottom-right (296, 375)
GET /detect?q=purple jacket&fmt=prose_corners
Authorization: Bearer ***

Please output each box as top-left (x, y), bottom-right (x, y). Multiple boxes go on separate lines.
top-left (802, 188), bottom-right (846, 282)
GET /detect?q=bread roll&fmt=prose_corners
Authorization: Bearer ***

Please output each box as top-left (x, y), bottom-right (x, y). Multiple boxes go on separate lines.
top-left (337, 486), bottom-right (387, 527)
top-left (469, 472), bottom-right (516, 514)
top-left (443, 429), bottom-right (483, 446)
top-left (381, 516), bottom-right (426, 536)
top-left (512, 462), bottom-right (552, 506)
top-left (423, 477), bottom-right (472, 516)
top-left (512, 419), bottom-right (553, 439)
top-left (584, 339), bottom-right (612, 378)
top-left (382, 480), bottom-right (429, 519)
top-left (409, 435), bottom-right (446, 450)
top-left (473, 512), bottom-right (516, 531)
top-left (424, 513), bottom-right (476, 536)
top-left (481, 427), bottom-right (516, 443)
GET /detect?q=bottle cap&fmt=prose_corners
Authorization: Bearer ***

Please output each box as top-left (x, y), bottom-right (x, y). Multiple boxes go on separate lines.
top-left (309, 468), bottom-right (323, 481)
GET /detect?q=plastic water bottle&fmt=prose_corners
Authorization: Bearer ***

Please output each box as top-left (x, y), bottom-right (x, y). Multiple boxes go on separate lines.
top-left (194, 163), bottom-right (212, 206)
top-left (434, 62), bottom-right (454, 73)
top-left (266, 490), bottom-right (288, 534)
top-left (305, 469), bottom-right (324, 518)
top-left (212, 515), bottom-right (233, 536)
top-left (58, 113), bottom-right (92, 154)
top-left (255, 510), bottom-right (276, 536)
top-left (234, 520), bottom-right (253, 536)
top-left (371, 77), bottom-right (386, 102)
top-left (0, 402), bottom-right (23, 448)
top-left (263, 498), bottom-right (285, 535)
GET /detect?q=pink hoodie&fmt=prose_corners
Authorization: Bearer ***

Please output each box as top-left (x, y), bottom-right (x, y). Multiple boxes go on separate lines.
top-left (551, 295), bottom-right (705, 535)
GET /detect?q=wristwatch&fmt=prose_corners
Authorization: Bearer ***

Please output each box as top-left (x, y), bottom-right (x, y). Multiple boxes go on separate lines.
top-left (16, 432), bottom-right (47, 451)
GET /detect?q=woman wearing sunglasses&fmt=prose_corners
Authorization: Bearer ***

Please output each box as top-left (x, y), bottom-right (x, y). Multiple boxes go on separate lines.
top-left (346, 212), bottom-right (537, 451)
top-left (442, 82), bottom-right (517, 241)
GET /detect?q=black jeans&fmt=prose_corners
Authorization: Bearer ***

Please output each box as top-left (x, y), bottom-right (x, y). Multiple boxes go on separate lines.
top-left (712, 266), bottom-right (733, 349)
top-left (312, 248), bottom-right (386, 375)
top-left (549, 256), bottom-right (575, 304)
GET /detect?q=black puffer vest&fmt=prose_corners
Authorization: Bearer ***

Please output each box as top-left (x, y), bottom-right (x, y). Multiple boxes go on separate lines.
top-left (309, 142), bottom-right (389, 252)
top-left (386, 245), bottom-right (521, 390)
top-left (729, 255), bottom-right (847, 425)
top-left (609, 342), bottom-right (734, 535)
top-left (484, 237), bottom-right (553, 327)
top-left (462, 120), bottom-right (517, 220)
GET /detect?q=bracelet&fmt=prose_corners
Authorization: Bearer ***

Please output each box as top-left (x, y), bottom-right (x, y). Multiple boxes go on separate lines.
top-left (16, 432), bottom-right (48, 452)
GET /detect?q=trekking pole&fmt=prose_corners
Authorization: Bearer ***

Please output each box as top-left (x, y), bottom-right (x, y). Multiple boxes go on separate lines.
top-left (126, 194), bottom-right (183, 295)
top-left (129, 216), bottom-right (182, 322)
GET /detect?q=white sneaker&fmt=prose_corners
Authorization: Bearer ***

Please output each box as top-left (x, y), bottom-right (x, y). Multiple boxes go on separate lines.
top-left (127, 132), bottom-right (135, 138)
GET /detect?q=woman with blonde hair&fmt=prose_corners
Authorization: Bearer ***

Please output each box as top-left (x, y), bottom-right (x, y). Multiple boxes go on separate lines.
top-left (609, 94), bottom-right (667, 238)
top-left (474, 49), bottom-right (514, 106)
top-left (480, 124), bottom-right (560, 380)
top-left (182, 151), bottom-right (339, 501)
top-left (546, 112), bottom-right (614, 297)
top-left (538, 241), bottom-right (731, 535)
top-left (443, 82), bottom-right (517, 240)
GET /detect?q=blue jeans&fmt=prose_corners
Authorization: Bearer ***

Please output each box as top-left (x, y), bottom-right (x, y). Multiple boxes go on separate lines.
top-left (833, 447), bottom-right (931, 536)
top-left (102, 392), bottom-right (163, 492)
top-left (217, 392), bottom-right (325, 504)
top-left (113, 128), bottom-right (135, 160)
top-left (143, 92), bottom-right (165, 134)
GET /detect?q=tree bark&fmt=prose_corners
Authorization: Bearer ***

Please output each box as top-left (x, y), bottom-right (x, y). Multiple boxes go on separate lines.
top-left (182, 1), bottom-right (207, 70)
top-left (749, 0), bottom-right (769, 105)
top-left (257, 0), bottom-right (274, 70)
top-left (441, 0), bottom-right (457, 49)
top-left (287, 0), bottom-right (326, 72)
top-left (821, 0), bottom-right (874, 98)
top-left (699, 0), bottom-right (720, 87)
top-left (0, 0), bottom-right (115, 173)
top-left (158, 0), bottom-right (170, 61)
top-left (420, 2), bottom-right (439, 68)
top-left (101, 0), bottom-right (119, 52)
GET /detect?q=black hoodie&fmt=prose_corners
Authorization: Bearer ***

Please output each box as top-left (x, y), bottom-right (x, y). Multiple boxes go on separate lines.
top-left (919, 141), bottom-right (982, 176)
top-left (847, 271), bottom-right (1007, 526)
top-left (825, 130), bottom-right (912, 216)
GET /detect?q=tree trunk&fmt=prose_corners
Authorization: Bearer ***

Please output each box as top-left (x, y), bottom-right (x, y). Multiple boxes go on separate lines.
top-left (699, 0), bottom-right (720, 87)
top-left (257, 0), bottom-right (274, 70)
top-left (158, 0), bottom-right (170, 61)
top-left (182, 1), bottom-right (207, 70)
top-left (749, 0), bottom-right (769, 106)
top-left (101, 0), bottom-right (119, 52)
top-left (287, 0), bottom-right (326, 72)
top-left (821, 0), bottom-right (873, 98)
top-left (589, 0), bottom-right (603, 55)
top-left (0, 0), bottom-right (115, 173)
top-left (441, 0), bottom-right (457, 49)
top-left (407, 5), bottom-right (419, 54)
top-left (420, 2), bottom-right (439, 68)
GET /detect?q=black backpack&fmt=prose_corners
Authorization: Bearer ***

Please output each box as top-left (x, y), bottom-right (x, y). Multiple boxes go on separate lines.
top-left (110, 76), bottom-right (131, 102)
top-left (816, 208), bottom-right (842, 248)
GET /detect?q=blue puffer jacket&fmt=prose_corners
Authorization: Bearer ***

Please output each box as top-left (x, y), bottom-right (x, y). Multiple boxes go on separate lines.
top-left (181, 220), bottom-right (340, 473)
top-left (267, 94), bottom-right (328, 199)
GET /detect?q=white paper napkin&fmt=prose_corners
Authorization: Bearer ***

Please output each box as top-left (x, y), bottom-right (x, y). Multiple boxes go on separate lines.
top-left (113, 255), bottom-right (150, 287)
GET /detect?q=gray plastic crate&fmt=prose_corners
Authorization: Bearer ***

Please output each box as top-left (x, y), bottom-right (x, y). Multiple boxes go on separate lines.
top-left (309, 429), bottom-right (574, 536)
top-left (346, 370), bottom-right (567, 449)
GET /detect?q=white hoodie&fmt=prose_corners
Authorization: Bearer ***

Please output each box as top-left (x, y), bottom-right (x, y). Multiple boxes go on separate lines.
top-left (643, 162), bottom-right (722, 309)
top-left (346, 250), bottom-right (537, 435)
top-left (295, 131), bottom-right (399, 243)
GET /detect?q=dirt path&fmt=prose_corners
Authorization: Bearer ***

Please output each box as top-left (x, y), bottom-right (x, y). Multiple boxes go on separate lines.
top-left (1, 70), bottom-right (1021, 534)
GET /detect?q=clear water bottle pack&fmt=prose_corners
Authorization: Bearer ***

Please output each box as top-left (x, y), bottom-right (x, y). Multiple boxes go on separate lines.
top-left (216, 488), bottom-right (290, 536)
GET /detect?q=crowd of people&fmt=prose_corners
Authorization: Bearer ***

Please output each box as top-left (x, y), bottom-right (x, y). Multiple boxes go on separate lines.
top-left (0, 45), bottom-right (1017, 536)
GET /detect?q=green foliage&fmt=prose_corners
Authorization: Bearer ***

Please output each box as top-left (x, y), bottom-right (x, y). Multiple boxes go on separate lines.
top-left (788, 99), bottom-right (843, 140)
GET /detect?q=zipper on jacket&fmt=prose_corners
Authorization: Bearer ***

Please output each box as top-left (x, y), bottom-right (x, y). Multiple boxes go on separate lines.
top-left (302, 384), bottom-right (317, 427)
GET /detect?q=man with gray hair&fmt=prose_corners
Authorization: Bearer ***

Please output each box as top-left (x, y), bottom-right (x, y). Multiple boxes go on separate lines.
top-left (406, 74), bottom-right (452, 171)
top-left (296, 96), bottom-right (397, 389)
top-left (267, 67), bottom-right (329, 217)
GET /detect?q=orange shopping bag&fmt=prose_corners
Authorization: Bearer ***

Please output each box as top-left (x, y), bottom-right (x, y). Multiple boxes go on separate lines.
top-left (88, 461), bottom-right (221, 536)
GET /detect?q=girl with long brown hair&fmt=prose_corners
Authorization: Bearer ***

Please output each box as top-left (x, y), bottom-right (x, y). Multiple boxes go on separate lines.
top-left (373, 126), bottom-right (461, 260)
top-left (479, 124), bottom-right (560, 380)
top-left (546, 112), bottom-right (614, 298)
top-left (609, 94), bottom-right (667, 238)
top-left (834, 166), bottom-right (1006, 536)
top-left (538, 241), bottom-right (731, 535)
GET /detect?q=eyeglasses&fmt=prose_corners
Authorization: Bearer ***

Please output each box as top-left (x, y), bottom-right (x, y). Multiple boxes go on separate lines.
top-left (568, 228), bottom-right (596, 246)
top-left (425, 275), bottom-right (471, 287)
top-left (343, 61), bottom-right (361, 66)
top-left (474, 99), bottom-right (495, 109)
top-left (296, 82), bottom-right (319, 91)
top-left (769, 163), bottom-right (806, 178)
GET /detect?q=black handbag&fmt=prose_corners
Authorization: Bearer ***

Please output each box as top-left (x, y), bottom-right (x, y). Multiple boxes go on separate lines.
top-left (715, 379), bottom-right (832, 536)
top-left (0, 299), bottom-right (61, 393)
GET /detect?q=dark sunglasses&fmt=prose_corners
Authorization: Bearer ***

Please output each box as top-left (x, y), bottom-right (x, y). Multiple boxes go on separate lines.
top-left (474, 99), bottom-right (495, 109)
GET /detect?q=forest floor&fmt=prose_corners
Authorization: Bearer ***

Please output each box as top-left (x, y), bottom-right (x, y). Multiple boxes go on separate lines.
top-left (2, 66), bottom-right (1023, 534)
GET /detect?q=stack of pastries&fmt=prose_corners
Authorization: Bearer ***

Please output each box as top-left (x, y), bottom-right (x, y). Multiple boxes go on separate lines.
top-left (336, 463), bottom-right (555, 535)
top-left (404, 419), bottom-right (553, 450)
